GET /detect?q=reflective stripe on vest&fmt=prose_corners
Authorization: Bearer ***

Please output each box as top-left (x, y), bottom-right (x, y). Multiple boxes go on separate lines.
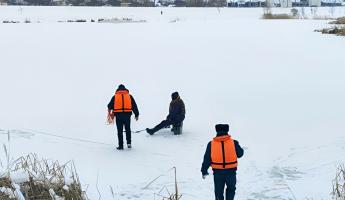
top-left (113, 90), bottom-right (132, 113)
top-left (210, 135), bottom-right (238, 169)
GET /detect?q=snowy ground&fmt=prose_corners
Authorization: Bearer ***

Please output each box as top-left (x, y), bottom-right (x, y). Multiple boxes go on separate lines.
top-left (1, 6), bottom-right (345, 200)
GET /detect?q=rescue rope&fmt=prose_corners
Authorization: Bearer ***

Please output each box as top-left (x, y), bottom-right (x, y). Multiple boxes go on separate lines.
top-left (132, 129), bottom-right (146, 133)
top-left (1, 128), bottom-right (148, 147)
top-left (25, 129), bottom-right (114, 146)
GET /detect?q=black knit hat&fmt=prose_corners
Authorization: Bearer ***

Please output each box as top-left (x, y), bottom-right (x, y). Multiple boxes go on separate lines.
top-left (215, 124), bottom-right (229, 136)
top-left (117, 84), bottom-right (126, 90)
top-left (171, 92), bottom-right (179, 100)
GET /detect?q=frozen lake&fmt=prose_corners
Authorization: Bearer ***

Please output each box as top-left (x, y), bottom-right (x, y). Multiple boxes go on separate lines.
top-left (1, 6), bottom-right (345, 199)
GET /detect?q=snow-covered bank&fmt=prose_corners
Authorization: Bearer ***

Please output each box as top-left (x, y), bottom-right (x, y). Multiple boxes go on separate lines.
top-left (1, 6), bottom-right (345, 199)
top-left (1, 6), bottom-right (345, 23)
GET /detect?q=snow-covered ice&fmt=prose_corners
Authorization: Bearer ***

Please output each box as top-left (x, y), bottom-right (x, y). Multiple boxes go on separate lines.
top-left (1, 6), bottom-right (345, 199)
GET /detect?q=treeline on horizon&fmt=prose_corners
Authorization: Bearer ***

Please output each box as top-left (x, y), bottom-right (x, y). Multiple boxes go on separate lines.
top-left (1, 0), bottom-right (343, 8)
top-left (1, 0), bottom-right (228, 7)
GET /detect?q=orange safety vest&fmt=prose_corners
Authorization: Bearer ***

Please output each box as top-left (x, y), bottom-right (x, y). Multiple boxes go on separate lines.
top-left (211, 135), bottom-right (238, 169)
top-left (113, 90), bottom-right (132, 113)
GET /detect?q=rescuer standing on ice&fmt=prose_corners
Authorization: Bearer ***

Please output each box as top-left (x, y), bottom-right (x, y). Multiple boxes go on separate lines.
top-left (107, 84), bottom-right (139, 150)
top-left (201, 124), bottom-right (244, 200)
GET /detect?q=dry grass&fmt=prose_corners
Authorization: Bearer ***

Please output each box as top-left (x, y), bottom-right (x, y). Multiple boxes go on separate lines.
top-left (1, 132), bottom-right (85, 200)
top-left (145, 167), bottom-right (182, 200)
top-left (0, 177), bottom-right (13, 188)
top-left (153, 167), bottom-right (182, 200)
top-left (332, 164), bottom-right (345, 199)
top-left (0, 177), bottom-right (16, 200)
top-left (315, 17), bottom-right (345, 36)
top-left (312, 16), bottom-right (336, 20)
top-left (0, 193), bottom-right (15, 200)
top-left (335, 27), bottom-right (345, 36)
top-left (262, 13), bottom-right (295, 20)
top-left (316, 26), bottom-right (345, 36)
top-left (15, 154), bottom-right (85, 200)
top-left (330, 17), bottom-right (345, 25)
top-left (0, 153), bottom-right (85, 200)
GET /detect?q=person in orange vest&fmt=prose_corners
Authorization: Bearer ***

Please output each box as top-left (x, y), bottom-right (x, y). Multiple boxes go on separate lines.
top-left (201, 124), bottom-right (244, 200)
top-left (107, 84), bottom-right (139, 150)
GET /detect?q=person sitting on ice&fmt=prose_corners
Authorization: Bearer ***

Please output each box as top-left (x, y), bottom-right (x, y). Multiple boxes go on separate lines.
top-left (146, 92), bottom-right (185, 135)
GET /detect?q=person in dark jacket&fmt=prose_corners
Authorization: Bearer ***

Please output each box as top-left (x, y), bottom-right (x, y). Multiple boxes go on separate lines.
top-left (107, 84), bottom-right (139, 150)
top-left (201, 124), bottom-right (244, 200)
top-left (146, 92), bottom-right (185, 135)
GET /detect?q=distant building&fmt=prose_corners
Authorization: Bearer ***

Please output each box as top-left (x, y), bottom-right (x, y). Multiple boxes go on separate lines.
top-left (157, 0), bottom-right (174, 6)
top-left (52, 0), bottom-right (66, 5)
top-left (120, 2), bottom-right (131, 5)
top-left (265, 0), bottom-right (274, 6)
top-left (321, 0), bottom-right (342, 6)
top-left (14, 0), bottom-right (26, 4)
top-left (228, 0), bottom-right (344, 7)
top-left (174, 0), bottom-right (186, 6)
top-left (237, 0), bottom-right (245, 5)
top-left (291, 0), bottom-right (308, 6)
top-left (309, 0), bottom-right (320, 6)
top-left (281, 0), bottom-right (292, 7)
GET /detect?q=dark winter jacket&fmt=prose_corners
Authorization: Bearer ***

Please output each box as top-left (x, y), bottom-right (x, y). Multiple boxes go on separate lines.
top-left (201, 136), bottom-right (244, 175)
top-left (167, 97), bottom-right (185, 123)
top-left (107, 89), bottom-right (139, 118)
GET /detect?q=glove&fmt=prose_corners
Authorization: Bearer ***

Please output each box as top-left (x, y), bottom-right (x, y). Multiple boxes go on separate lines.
top-left (202, 173), bottom-right (209, 179)
top-left (135, 116), bottom-right (139, 121)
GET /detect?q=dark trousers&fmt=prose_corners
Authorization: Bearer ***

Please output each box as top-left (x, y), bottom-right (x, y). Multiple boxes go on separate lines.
top-left (115, 113), bottom-right (131, 147)
top-left (214, 170), bottom-right (236, 200)
top-left (152, 119), bottom-right (173, 133)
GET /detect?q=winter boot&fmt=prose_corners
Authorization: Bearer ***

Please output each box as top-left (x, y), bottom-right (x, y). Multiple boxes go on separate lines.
top-left (116, 146), bottom-right (124, 150)
top-left (146, 128), bottom-right (155, 135)
top-left (127, 144), bottom-right (132, 148)
top-left (172, 123), bottom-right (183, 135)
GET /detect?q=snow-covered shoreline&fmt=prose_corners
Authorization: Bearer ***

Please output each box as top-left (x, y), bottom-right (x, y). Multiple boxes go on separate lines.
top-left (1, 6), bottom-right (345, 22)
